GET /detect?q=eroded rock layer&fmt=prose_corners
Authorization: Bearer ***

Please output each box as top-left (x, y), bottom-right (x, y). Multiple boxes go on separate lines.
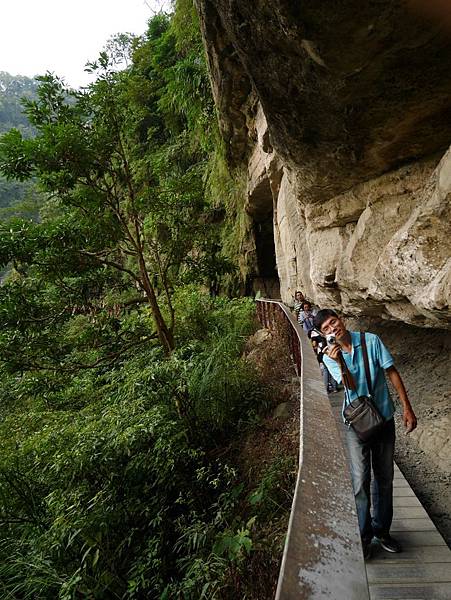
top-left (195, 0), bottom-right (451, 328)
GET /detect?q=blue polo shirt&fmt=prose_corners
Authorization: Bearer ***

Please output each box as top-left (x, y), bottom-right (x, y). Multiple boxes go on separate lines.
top-left (323, 331), bottom-right (395, 420)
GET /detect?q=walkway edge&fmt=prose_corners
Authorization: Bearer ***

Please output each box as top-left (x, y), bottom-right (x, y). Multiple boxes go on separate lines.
top-left (256, 299), bottom-right (369, 599)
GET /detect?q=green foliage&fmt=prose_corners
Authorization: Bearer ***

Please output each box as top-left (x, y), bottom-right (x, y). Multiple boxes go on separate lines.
top-left (0, 290), bottom-right (287, 599)
top-left (0, 4), bottom-right (292, 598)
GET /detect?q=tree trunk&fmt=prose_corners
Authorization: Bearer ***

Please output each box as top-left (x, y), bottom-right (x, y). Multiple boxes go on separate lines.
top-left (138, 254), bottom-right (174, 355)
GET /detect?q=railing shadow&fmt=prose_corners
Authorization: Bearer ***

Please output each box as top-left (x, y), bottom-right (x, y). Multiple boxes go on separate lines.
top-left (256, 299), bottom-right (369, 600)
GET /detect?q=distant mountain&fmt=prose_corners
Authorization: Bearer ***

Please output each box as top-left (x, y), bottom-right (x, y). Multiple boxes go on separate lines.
top-left (0, 72), bottom-right (41, 219)
top-left (0, 71), bottom-right (38, 135)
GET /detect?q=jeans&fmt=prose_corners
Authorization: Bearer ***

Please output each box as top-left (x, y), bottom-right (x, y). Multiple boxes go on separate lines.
top-left (320, 363), bottom-right (337, 392)
top-left (345, 418), bottom-right (395, 543)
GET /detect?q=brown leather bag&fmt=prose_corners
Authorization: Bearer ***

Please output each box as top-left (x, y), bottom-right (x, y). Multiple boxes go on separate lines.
top-left (341, 332), bottom-right (384, 441)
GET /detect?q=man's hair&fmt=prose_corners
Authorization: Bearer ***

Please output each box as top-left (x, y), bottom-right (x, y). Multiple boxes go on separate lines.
top-left (313, 308), bottom-right (339, 331)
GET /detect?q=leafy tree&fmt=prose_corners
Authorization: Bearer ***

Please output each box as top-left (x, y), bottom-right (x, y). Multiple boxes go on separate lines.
top-left (0, 51), bottom-right (209, 353)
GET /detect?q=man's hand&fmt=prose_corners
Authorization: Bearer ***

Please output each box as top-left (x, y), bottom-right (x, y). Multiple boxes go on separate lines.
top-left (325, 343), bottom-right (341, 363)
top-left (403, 406), bottom-right (417, 434)
top-left (386, 366), bottom-right (417, 434)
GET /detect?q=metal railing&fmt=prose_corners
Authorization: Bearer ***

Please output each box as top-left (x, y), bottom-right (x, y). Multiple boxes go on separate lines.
top-left (256, 299), bottom-right (369, 600)
top-left (256, 299), bottom-right (302, 373)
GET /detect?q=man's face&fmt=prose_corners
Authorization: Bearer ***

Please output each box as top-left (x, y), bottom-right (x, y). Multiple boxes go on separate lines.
top-left (295, 292), bottom-right (303, 301)
top-left (320, 315), bottom-right (346, 340)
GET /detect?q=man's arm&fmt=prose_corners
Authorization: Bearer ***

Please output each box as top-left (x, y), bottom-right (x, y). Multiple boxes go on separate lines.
top-left (385, 366), bottom-right (417, 433)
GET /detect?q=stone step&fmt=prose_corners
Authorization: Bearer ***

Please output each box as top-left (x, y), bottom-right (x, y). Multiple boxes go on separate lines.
top-left (369, 582), bottom-right (451, 599)
top-left (390, 518), bottom-right (439, 532)
top-left (366, 562), bottom-right (451, 584)
top-left (370, 545), bottom-right (451, 563)
top-left (392, 496), bottom-right (424, 508)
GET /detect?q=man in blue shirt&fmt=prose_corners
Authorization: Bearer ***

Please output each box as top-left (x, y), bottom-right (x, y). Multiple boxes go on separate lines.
top-left (314, 309), bottom-right (417, 560)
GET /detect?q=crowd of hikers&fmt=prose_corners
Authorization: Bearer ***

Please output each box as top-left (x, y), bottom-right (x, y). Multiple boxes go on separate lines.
top-left (292, 290), bottom-right (337, 394)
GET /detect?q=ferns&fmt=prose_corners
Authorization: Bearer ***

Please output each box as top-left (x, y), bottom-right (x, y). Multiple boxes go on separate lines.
top-left (188, 331), bottom-right (265, 438)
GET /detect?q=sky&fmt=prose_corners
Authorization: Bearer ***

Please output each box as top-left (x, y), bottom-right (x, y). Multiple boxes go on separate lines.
top-left (0, 0), bottom-right (171, 88)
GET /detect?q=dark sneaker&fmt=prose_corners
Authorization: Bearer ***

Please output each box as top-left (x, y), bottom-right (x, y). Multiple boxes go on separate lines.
top-left (374, 534), bottom-right (402, 553)
top-left (362, 542), bottom-right (372, 561)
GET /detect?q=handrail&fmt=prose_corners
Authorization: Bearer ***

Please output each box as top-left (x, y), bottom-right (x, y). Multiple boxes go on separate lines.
top-left (256, 299), bottom-right (369, 600)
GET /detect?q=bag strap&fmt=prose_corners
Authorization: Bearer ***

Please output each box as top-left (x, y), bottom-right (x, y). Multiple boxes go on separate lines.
top-left (338, 353), bottom-right (357, 392)
top-left (360, 332), bottom-right (373, 396)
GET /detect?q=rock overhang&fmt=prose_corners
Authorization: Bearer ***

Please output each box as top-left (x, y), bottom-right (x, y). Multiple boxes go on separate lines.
top-left (195, 0), bottom-right (451, 328)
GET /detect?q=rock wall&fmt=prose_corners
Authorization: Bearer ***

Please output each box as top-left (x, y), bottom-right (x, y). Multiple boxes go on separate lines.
top-left (195, 0), bottom-right (451, 329)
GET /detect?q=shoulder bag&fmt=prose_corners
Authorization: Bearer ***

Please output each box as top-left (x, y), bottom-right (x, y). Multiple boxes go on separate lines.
top-left (341, 332), bottom-right (384, 441)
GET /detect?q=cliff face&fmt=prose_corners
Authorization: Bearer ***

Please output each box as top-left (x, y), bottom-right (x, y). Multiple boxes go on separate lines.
top-left (195, 0), bottom-right (451, 328)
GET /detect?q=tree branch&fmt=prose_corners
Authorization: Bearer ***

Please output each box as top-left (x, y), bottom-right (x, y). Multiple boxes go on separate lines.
top-left (78, 250), bottom-right (142, 284)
